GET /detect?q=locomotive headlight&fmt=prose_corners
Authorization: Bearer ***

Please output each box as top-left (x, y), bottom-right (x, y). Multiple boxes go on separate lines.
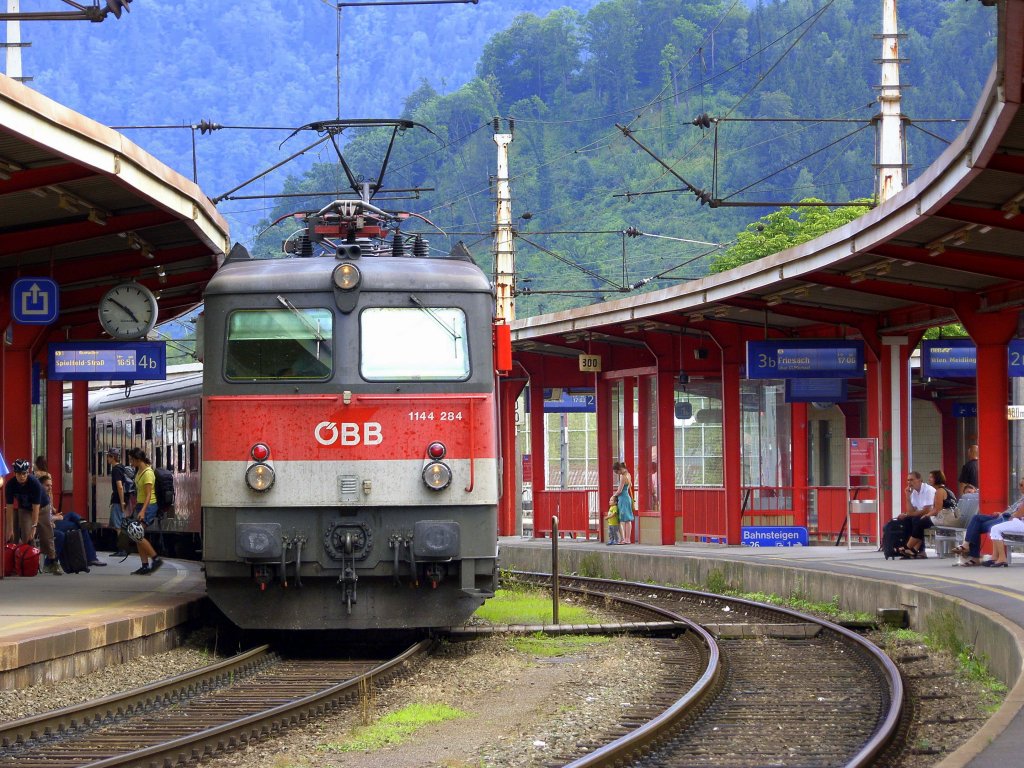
top-left (422, 461), bottom-right (452, 491)
top-left (333, 262), bottom-right (361, 290)
top-left (245, 462), bottom-right (276, 492)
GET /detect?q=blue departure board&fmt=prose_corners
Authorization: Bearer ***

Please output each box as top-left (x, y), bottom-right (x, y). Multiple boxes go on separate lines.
top-left (785, 378), bottom-right (848, 403)
top-left (1010, 339), bottom-right (1024, 377)
top-left (48, 341), bottom-right (167, 381)
top-left (922, 339), bottom-right (1024, 378)
top-left (921, 339), bottom-right (975, 378)
top-left (747, 339), bottom-right (864, 379)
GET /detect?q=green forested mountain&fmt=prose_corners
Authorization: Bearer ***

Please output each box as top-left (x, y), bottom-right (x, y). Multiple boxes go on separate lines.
top-left (259, 0), bottom-right (994, 317)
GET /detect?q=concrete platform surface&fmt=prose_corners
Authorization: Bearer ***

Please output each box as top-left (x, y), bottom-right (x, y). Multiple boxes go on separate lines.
top-left (0, 553), bottom-right (205, 688)
top-left (500, 537), bottom-right (1024, 768)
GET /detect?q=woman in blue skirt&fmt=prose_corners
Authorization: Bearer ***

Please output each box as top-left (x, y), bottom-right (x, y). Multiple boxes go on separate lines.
top-left (611, 461), bottom-right (635, 544)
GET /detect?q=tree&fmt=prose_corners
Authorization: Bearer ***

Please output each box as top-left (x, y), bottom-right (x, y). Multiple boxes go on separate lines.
top-left (709, 199), bottom-right (871, 273)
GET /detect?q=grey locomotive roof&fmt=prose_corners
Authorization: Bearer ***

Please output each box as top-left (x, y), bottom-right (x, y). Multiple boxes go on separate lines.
top-left (204, 255), bottom-right (493, 297)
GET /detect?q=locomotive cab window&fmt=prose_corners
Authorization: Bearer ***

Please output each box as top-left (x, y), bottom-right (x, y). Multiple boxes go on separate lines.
top-left (225, 308), bottom-right (333, 380)
top-left (360, 307), bottom-right (470, 381)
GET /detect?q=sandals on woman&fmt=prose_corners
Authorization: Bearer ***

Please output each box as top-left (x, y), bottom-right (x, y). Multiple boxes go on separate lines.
top-left (983, 560), bottom-right (1009, 568)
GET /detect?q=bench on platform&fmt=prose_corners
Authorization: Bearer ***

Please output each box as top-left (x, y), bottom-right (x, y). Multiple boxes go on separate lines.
top-left (928, 492), bottom-right (979, 558)
top-left (999, 532), bottom-right (1024, 564)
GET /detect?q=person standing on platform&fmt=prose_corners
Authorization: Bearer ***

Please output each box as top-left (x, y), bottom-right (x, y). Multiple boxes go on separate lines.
top-left (959, 445), bottom-right (979, 495)
top-left (106, 449), bottom-right (132, 556)
top-left (5, 459), bottom-right (61, 574)
top-left (127, 448), bottom-right (163, 575)
top-left (611, 461), bottom-right (635, 545)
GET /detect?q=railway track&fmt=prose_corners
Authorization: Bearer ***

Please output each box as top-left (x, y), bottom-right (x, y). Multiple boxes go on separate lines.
top-left (512, 572), bottom-right (903, 768)
top-left (0, 640), bottom-right (431, 768)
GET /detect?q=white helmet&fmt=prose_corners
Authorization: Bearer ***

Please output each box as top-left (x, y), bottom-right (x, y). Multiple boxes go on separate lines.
top-left (125, 520), bottom-right (146, 542)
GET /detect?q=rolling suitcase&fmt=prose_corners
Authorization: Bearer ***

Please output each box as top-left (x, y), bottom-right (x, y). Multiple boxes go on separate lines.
top-left (14, 543), bottom-right (41, 576)
top-left (60, 528), bottom-right (91, 574)
top-left (882, 518), bottom-right (909, 560)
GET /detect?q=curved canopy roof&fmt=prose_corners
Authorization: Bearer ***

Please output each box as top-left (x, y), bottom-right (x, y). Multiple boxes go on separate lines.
top-left (0, 74), bottom-right (230, 342)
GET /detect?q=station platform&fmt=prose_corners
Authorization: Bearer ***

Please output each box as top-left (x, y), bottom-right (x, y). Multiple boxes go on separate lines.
top-left (499, 537), bottom-right (1024, 768)
top-left (4, 539), bottom-right (1024, 767)
top-left (0, 554), bottom-right (205, 690)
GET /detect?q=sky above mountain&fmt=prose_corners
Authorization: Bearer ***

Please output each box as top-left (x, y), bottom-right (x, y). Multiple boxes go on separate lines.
top-left (6, 0), bottom-right (604, 238)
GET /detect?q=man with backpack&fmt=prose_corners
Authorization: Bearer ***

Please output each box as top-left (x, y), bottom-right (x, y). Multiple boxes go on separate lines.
top-left (105, 449), bottom-right (135, 557)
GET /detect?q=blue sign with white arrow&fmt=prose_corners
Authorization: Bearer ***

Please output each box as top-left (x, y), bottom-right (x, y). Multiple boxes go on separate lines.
top-left (11, 278), bottom-right (59, 325)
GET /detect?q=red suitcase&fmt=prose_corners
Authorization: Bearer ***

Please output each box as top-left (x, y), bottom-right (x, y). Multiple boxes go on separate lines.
top-left (3, 542), bottom-right (17, 577)
top-left (14, 543), bottom-right (41, 577)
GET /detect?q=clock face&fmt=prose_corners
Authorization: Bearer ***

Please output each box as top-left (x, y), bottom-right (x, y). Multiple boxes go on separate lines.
top-left (98, 283), bottom-right (158, 340)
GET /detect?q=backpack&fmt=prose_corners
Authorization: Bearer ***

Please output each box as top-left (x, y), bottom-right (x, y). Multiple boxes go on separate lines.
top-left (154, 467), bottom-right (175, 513)
top-left (120, 464), bottom-right (137, 500)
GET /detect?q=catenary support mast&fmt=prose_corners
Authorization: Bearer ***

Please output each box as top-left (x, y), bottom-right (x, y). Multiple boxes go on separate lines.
top-left (876, 0), bottom-right (905, 202)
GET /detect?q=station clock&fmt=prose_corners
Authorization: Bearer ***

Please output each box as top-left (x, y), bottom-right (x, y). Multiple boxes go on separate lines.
top-left (97, 282), bottom-right (158, 340)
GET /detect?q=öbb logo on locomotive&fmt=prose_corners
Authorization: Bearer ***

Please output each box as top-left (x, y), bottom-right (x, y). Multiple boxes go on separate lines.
top-left (314, 420), bottom-right (384, 446)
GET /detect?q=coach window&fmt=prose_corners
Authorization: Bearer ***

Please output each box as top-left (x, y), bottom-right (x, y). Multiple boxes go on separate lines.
top-left (154, 415), bottom-right (164, 469)
top-left (166, 410), bottom-right (175, 470)
top-left (360, 307), bottom-right (470, 381)
top-left (63, 428), bottom-right (72, 475)
top-left (177, 410), bottom-right (187, 472)
top-left (225, 308), bottom-right (333, 380)
top-left (189, 409), bottom-right (199, 471)
top-left (105, 424), bottom-right (114, 474)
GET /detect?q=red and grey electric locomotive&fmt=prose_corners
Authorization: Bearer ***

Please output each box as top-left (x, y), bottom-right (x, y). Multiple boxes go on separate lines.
top-left (199, 192), bottom-right (502, 629)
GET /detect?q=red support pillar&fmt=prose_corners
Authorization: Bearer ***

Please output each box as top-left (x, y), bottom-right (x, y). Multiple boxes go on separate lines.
top-left (596, 376), bottom-right (614, 522)
top-left (621, 377), bottom-right (635, 470)
top-left (1, 329), bottom-right (35, 466)
top-left (955, 301), bottom-right (1018, 512)
top-left (976, 341), bottom-right (1011, 511)
top-left (637, 375), bottom-right (653, 542)
top-left (71, 380), bottom-right (89, 519)
top-left (657, 369), bottom-right (677, 544)
top-left (529, 380), bottom-right (546, 496)
top-left (721, 351), bottom-right (743, 545)
top-left (791, 402), bottom-right (808, 527)
top-left (46, 377), bottom-right (63, 505)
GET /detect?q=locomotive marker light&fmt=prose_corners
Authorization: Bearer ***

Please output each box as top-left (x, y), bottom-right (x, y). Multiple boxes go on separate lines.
top-left (332, 262), bottom-right (362, 313)
top-left (427, 441), bottom-right (446, 459)
top-left (245, 442), bottom-right (275, 492)
top-left (422, 460), bottom-right (452, 491)
top-left (333, 262), bottom-right (361, 289)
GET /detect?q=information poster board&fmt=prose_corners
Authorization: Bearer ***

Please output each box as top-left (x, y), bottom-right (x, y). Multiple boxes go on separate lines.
top-left (846, 437), bottom-right (879, 550)
top-left (848, 438), bottom-right (878, 479)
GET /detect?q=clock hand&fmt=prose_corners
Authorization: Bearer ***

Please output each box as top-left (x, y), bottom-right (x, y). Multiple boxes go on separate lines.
top-left (110, 299), bottom-right (140, 322)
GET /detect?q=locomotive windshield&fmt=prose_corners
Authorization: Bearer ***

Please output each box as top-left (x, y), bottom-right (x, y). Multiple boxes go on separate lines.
top-left (225, 308), bottom-right (333, 380)
top-left (360, 307), bottom-right (470, 381)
